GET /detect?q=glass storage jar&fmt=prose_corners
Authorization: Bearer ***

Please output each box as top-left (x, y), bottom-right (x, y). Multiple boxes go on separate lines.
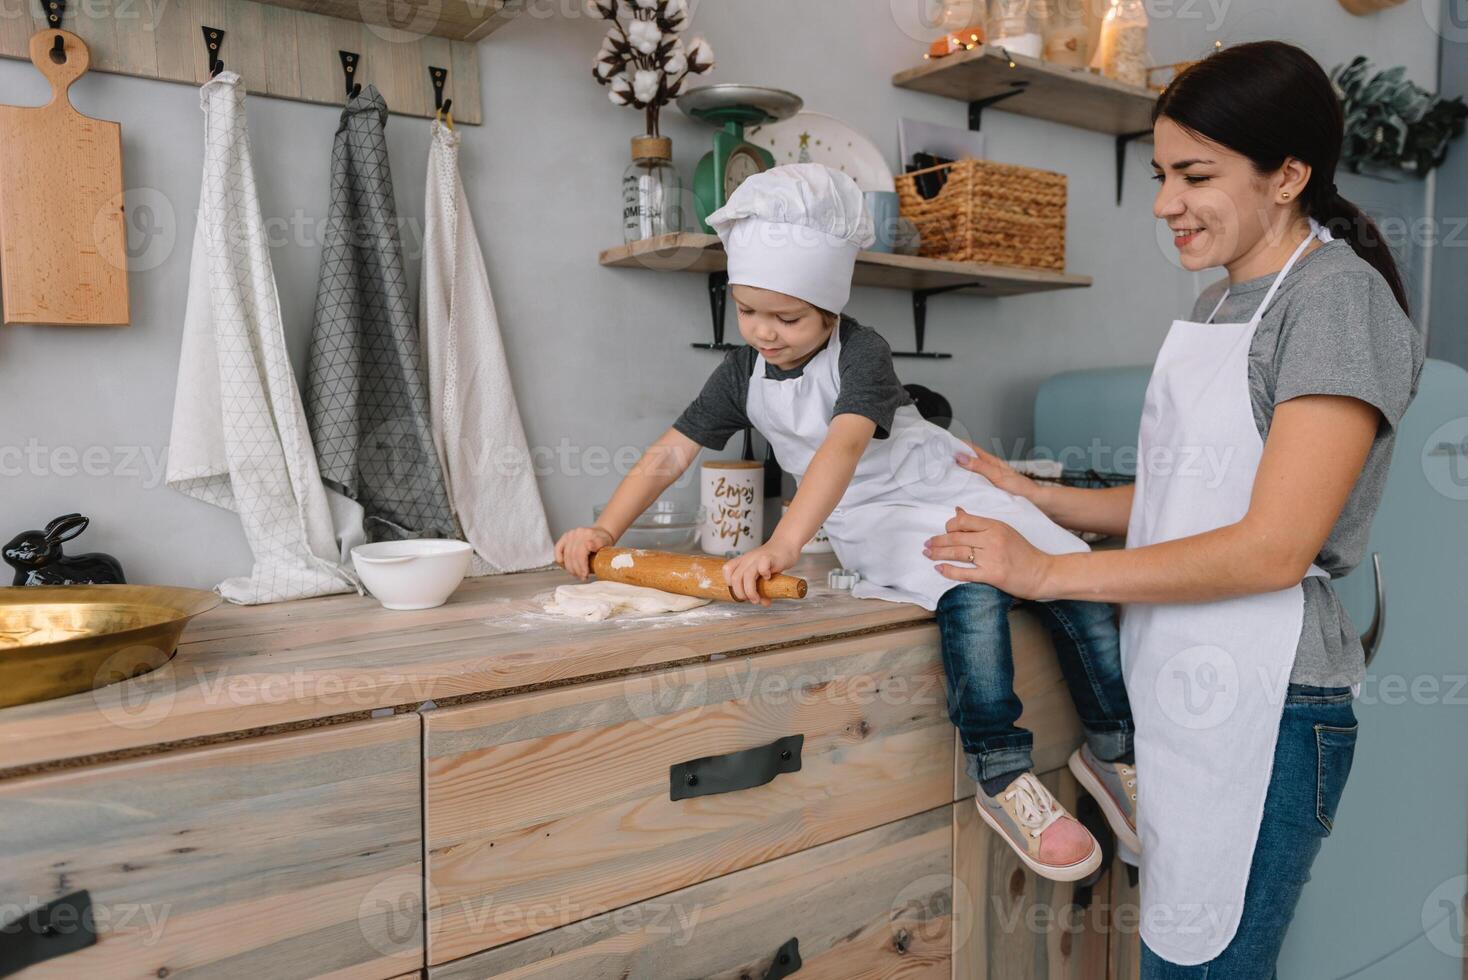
top-left (622, 135), bottom-right (683, 242)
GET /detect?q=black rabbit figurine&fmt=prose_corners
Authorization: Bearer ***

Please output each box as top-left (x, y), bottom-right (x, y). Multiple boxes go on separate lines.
top-left (3, 514), bottom-right (126, 586)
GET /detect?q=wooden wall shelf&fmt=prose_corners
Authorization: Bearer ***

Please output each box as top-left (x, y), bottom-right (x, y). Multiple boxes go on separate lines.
top-left (265, 0), bottom-right (516, 42)
top-left (891, 45), bottom-right (1157, 136)
top-left (600, 233), bottom-right (1091, 357)
top-left (600, 232), bottom-right (1092, 297)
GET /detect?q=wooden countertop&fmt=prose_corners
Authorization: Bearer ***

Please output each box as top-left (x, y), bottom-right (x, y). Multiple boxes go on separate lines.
top-left (0, 554), bottom-right (935, 773)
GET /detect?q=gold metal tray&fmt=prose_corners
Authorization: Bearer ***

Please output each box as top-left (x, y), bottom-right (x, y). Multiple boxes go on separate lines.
top-left (0, 585), bottom-right (221, 709)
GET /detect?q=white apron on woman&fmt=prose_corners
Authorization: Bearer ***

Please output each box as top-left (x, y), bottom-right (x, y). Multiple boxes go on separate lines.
top-left (744, 325), bottom-right (1088, 611)
top-left (167, 72), bottom-right (361, 603)
top-left (1121, 220), bottom-right (1333, 964)
top-left (419, 121), bottom-right (554, 575)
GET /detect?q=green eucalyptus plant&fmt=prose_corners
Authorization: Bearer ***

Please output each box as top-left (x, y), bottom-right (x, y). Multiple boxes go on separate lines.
top-left (1331, 56), bottom-right (1467, 177)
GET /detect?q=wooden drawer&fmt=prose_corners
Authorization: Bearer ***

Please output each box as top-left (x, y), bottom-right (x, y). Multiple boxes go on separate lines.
top-left (428, 804), bottom-right (953, 978)
top-left (0, 716), bottom-right (423, 979)
top-left (953, 607), bottom-right (1085, 801)
top-left (424, 626), bottom-right (953, 962)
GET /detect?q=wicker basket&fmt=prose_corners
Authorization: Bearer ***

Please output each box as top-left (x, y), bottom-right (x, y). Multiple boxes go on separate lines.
top-left (896, 159), bottom-right (1067, 271)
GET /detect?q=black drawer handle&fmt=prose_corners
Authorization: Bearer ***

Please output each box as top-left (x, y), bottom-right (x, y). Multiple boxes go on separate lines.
top-left (0, 891), bottom-right (97, 978)
top-left (763, 936), bottom-right (802, 979)
top-left (669, 733), bottom-right (803, 801)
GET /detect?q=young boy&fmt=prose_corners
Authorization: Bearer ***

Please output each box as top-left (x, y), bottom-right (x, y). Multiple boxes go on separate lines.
top-left (556, 163), bottom-right (1137, 880)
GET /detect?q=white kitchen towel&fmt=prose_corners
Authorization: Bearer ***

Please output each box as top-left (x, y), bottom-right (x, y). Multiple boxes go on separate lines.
top-left (167, 72), bottom-right (362, 604)
top-left (420, 121), bottom-right (554, 574)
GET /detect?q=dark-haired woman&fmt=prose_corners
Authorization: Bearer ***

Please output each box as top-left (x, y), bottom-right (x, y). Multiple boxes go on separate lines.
top-left (921, 40), bottom-right (1424, 977)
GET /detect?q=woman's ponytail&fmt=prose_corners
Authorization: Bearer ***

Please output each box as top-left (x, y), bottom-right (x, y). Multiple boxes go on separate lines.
top-left (1156, 41), bottom-right (1411, 316)
top-left (1308, 182), bottom-right (1410, 316)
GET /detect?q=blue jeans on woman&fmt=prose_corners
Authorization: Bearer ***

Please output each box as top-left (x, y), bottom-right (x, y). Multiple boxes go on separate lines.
top-left (934, 582), bottom-right (1135, 788)
top-left (1140, 684), bottom-right (1359, 979)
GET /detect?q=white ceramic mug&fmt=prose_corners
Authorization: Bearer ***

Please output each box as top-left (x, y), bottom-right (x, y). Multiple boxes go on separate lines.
top-left (700, 460), bottom-right (764, 556)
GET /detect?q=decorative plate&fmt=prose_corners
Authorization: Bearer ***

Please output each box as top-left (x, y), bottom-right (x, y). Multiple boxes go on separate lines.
top-left (747, 111), bottom-right (896, 192)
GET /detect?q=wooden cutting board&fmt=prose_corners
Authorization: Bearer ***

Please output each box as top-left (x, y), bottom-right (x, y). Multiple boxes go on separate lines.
top-left (0, 30), bottom-right (128, 326)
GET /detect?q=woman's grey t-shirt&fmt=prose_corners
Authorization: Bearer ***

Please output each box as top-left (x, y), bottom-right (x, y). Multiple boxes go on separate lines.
top-left (1191, 238), bottom-right (1424, 687)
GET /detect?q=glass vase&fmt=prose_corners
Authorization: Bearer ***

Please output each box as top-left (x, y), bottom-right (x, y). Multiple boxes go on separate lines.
top-left (622, 135), bottom-right (683, 243)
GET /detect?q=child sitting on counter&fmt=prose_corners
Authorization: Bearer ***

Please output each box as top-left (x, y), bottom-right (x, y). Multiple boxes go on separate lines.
top-left (555, 163), bottom-right (1137, 881)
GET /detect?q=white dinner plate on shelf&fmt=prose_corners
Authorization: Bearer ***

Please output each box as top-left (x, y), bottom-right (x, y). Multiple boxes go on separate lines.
top-left (747, 111), bottom-right (896, 193)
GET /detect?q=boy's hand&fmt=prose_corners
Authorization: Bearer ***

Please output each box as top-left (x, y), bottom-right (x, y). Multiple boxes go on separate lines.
top-left (555, 526), bottom-right (615, 580)
top-left (722, 540), bottom-right (801, 607)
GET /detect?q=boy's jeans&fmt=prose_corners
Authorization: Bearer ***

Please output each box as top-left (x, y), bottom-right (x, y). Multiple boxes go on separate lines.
top-left (934, 582), bottom-right (1135, 786)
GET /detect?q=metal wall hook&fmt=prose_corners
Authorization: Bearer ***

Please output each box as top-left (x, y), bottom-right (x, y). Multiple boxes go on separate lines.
top-left (429, 65), bottom-right (452, 117)
top-left (45, 0), bottom-right (66, 30)
top-left (339, 50), bottom-right (361, 100)
top-left (202, 26), bottom-right (224, 77)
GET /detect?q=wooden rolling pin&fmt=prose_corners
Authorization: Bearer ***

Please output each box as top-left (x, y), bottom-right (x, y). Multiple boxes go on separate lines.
top-left (590, 548), bottom-right (808, 601)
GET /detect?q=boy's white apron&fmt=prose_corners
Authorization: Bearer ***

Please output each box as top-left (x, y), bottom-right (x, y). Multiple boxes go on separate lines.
top-left (743, 325), bottom-right (1088, 611)
top-left (1120, 220), bottom-right (1332, 965)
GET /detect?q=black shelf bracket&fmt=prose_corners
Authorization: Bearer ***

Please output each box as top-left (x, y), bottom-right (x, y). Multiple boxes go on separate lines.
top-left (1114, 128), bottom-right (1151, 205)
top-left (967, 79), bottom-right (1030, 130)
top-left (692, 269), bottom-right (738, 351)
top-left (893, 283), bottom-right (980, 358)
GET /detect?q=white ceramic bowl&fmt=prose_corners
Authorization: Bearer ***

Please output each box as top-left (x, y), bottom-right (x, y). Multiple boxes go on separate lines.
top-left (351, 539), bottom-right (472, 610)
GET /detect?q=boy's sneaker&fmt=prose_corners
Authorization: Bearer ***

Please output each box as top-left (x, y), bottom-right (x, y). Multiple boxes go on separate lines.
top-left (1068, 743), bottom-right (1140, 854)
top-left (974, 771), bottom-right (1102, 882)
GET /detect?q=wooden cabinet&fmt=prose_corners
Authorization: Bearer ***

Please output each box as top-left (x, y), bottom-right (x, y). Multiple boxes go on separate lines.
top-left (428, 805), bottom-right (954, 979)
top-left (423, 626), bottom-right (955, 964)
top-left (0, 557), bottom-right (1131, 979)
top-left (0, 716), bottom-right (423, 979)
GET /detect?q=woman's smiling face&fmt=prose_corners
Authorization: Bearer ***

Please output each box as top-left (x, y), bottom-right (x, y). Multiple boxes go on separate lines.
top-left (731, 284), bottom-right (835, 370)
top-left (1152, 116), bottom-right (1285, 273)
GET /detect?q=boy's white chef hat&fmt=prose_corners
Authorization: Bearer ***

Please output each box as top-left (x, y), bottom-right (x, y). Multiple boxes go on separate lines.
top-left (706, 163), bottom-right (875, 314)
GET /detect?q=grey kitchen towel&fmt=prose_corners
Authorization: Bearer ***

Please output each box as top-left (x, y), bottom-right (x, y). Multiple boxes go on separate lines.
top-left (306, 84), bottom-right (460, 542)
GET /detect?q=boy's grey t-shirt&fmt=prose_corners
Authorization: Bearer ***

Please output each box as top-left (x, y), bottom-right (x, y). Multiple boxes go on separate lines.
top-left (673, 315), bottom-right (914, 448)
top-left (1191, 238), bottom-right (1424, 688)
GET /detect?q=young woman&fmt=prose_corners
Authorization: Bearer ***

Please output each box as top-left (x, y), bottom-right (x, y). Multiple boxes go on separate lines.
top-left (922, 41), bottom-right (1424, 977)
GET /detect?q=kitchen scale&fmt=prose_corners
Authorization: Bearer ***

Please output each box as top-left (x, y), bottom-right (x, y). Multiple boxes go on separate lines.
top-left (677, 84), bottom-right (803, 232)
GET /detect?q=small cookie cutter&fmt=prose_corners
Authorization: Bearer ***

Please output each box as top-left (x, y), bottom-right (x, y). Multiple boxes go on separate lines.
top-left (827, 568), bottom-right (862, 591)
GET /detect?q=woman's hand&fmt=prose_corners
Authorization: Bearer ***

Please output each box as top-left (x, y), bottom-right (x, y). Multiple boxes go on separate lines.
top-left (955, 441), bottom-right (1042, 502)
top-left (555, 525), bottom-right (615, 580)
top-left (923, 507), bottom-right (1054, 599)
top-left (722, 540), bottom-right (802, 607)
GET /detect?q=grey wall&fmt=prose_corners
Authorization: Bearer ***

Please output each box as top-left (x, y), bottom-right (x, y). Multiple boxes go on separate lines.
top-left (0, 0), bottom-right (1446, 588)
top-left (1430, 0), bottom-right (1468, 367)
